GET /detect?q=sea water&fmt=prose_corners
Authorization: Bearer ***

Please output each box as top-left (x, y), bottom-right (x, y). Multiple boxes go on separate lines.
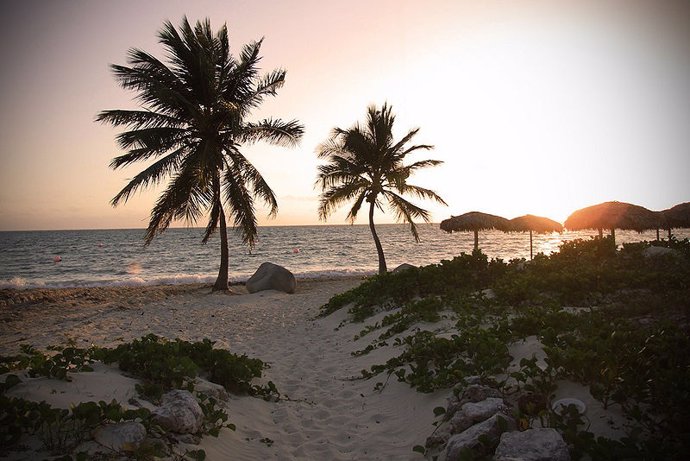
top-left (0, 225), bottom-right (686, 289)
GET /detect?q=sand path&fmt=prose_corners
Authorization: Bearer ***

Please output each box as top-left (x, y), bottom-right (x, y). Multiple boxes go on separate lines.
top-left (1, 279), bottom-right (445, 460)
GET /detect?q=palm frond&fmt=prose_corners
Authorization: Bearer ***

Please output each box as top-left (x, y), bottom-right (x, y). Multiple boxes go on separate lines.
top-left (144, 158), bottom-right (213, 244)
top-left (240, 118), bottom-right (304, 147)
top-left (385, 192), bottom-right (433, 242)
top-left (202, 176), bottom-right (222, 243)
top-left (318, 180), bottom-right (369, 221)
top-left (222, 162), bottom-right (258, 247)
top-left (111, 147), bottom-right (186, 206)
top-left (114, 127), bottom-right (189, 151)
top-left (224, 149), bottom-right (278, 217)
top-left (96, 109), bottom-right (184, 129)
top-left (394, 184), bottom-right (448, 205)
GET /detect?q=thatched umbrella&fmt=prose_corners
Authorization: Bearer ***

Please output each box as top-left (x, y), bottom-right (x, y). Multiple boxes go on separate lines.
top-left (661, 202), bottom-right (690, 239)
top-left (508, 214), bottom-right (563, 260)
top-left (564, 201), bottom-right (659, 245)
top-left (440, 211), bottom-right (511, 251)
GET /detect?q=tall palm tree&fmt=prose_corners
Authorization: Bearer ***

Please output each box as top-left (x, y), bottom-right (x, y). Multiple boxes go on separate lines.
top-left (97, 18), bottom-right (304, 291)
top-left (316, 103), bottom-right (446, 274)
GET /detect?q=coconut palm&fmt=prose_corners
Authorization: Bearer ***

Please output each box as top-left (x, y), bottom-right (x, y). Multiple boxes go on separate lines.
top-left (97, 17), bottom-right (304, 291)
top-left (316, 103), bottom-right (446, 274)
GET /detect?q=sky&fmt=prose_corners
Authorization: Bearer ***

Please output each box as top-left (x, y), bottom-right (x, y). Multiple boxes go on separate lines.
top-left (1, 0), bottom-right (688, 231)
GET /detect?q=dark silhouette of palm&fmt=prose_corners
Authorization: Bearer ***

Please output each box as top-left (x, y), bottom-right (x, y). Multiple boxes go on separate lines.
top-left (316, 103), bottom-right (446, 274)
top-left (97, 18), bottom-right (304, 291)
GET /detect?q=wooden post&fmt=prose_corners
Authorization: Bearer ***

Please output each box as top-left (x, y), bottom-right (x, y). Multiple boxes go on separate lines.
top-left (474, 230), bottom-right (479, 252)
top-left (529, 230), bottom-right (533, 260)
top-left (598, 228), bottom-right (603, 239)
top-left (611, 228), bottom-right (616, 246)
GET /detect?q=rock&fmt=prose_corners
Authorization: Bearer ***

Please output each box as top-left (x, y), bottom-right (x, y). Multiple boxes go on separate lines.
top-left (152, 390), bottom-right (204, 434)
top-left (444, 413), bottom-right (516, 460)
top-left (447, 384), bottom-right (502, 416)
top-left (194, 377), bottom-right (229, 402)
top-left (642, 246), bottom-right (677, 258)
top-left (451, 397), bottom-right (506, 433)
top-left (93, 421), bottom-right (147, 453)
top-left (494, 428), bottom-right (570, 461)
top-left (425, 424), bottom-right (452, 449)
top-left (393, 263), bottom-right (416, 273)
top-left (459, 384), bottom-right (502, 403)
top-left (481, 288), bottom-right (496, 300)
top-left (246, 262), bottom-right (296, 294)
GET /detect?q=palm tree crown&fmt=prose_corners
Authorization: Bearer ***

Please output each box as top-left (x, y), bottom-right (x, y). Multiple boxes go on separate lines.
top-left (316, 103), bottom-right (446, 273)
top-left (97, 17), bottom-right (304, 290)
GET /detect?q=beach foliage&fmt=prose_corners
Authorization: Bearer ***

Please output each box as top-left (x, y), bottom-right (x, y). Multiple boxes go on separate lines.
top-left (323, 237), bottom-right (690, 459)
top-left (0, 334), bottom-right (275, 457)
top-left (98, 17), bottom-right (303, 291)
top-left (0, 343), bottom-right (98, 381)
top-left (315, 103), bottom-right (446, 274)
top-left (95, 334), bottom-right (274, 400)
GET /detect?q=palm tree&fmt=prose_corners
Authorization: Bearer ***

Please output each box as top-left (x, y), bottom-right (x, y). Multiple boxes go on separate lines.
top-left (316, 103), bottom-right (446, 274)
top-left (97, 17), bottom-right (304, 291)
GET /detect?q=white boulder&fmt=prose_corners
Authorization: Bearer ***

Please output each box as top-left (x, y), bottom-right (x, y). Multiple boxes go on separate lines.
top-left (246, 262), bottom-right (296, 294)
top-left (152, 390), bottom-right (204, 434)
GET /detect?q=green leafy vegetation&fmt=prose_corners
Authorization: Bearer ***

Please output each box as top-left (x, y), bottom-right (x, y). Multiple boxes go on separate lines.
top-left (324, 237), bottom-right (690, 460)
top-left (0, 335), bottom-right (278, 458)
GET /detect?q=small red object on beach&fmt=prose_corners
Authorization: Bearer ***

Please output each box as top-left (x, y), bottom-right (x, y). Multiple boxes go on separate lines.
top-left (54, 255), bottom-right (62, 263)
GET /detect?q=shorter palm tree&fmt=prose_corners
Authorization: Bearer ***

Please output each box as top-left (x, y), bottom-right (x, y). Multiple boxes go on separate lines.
top-left (316, 103), bottom-right (446, 274)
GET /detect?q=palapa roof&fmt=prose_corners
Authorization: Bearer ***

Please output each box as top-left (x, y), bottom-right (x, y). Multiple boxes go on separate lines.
top-left (661, 202), bottom-right (690, 229)
top-left (508, 214), bottom-right (563, 234)
top-left (564, 201), bottom-right (660, 232)
top-left (440, 211), bottom-right (511, 233)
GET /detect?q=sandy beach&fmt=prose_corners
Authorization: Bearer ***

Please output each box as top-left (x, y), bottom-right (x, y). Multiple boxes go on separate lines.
top-left (1, 278), bottom-right (448, 460)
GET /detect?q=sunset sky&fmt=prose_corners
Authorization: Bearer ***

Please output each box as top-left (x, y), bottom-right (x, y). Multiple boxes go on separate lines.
top-left (1, 0), bottom-right (688, 231)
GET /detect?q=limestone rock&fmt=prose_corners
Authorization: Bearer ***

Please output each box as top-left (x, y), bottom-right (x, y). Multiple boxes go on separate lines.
top-left (459, 384), bottom-right (502, 403)
top-left (444, 412), bottom-right (515, 460)
top-left (393, 263), bottom-right (416, 273)
top-left (246, 262), bottom-right (296, 294)
top-left (642, 246), bottom-right (677, 258)
top-left (494, 428), bottom-right (570, 461)
top-left (451, 397), bottom-right (506, 433)
top-left (447, 384), bottom-right (501, 417)
top-left (152, 390), bottom-right (204, 434)
top-left (194, 377), bottom-right (229, 402)
top-left (93, 421), bottom-right (146, 453)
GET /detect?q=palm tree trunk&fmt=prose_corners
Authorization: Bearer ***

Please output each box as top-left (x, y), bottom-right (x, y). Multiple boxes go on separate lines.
top-left (213, 205), bottom-right (230, 291)
top-left (368, 200), bottom-right (387, 274)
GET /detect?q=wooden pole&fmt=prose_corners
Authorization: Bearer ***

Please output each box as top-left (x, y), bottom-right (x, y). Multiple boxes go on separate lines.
top-left (529, 230), bottom-right (533, 260)
top-left (474, 230), bottom-right (479, 252)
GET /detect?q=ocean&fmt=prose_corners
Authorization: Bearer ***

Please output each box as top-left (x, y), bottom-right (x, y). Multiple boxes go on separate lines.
top-left (0, 224), bottom-right (687, 289)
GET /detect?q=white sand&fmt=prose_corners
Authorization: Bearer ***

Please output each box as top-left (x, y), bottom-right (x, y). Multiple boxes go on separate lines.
top-left (1, 279), bottom-right (446, 460)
